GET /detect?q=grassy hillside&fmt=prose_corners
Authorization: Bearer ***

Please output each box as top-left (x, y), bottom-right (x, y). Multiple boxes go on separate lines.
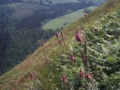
top-left (0, 0), bottom-right (120, 90)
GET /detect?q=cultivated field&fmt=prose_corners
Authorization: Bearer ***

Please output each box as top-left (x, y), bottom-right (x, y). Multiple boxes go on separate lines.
top-left (8, 3), bottom-right (46, 18)
top-left (42, 6), bottom-right (97, 30)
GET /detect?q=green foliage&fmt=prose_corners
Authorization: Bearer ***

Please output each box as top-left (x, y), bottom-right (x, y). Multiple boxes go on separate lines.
top-left (31, 8), bottom-right (120, 90)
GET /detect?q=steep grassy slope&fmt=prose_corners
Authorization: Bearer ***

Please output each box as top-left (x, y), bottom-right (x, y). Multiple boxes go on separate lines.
top-left (0, 0), bottom-right (120, 90)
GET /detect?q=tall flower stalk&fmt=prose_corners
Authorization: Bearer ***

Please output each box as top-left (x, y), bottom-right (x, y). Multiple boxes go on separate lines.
top-left (30, 71), bottom-right (34, 80)
top-left (84, 13), bottom-right (89, 22)
top-left (61, 31), bottom-right (66, 46)
top-left (75, 30), bottom-right (83, 42)
top-left (84, 40), bottom-right (89, 72)
top-left (56, 32), bottom-right (59, 39)
top-left (61, 75), bottom-right (67, 90)
top-left (41, 40), bottom-right (46, 58)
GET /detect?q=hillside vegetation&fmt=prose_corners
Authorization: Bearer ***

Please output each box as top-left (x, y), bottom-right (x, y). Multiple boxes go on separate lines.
top-left (0, 0), bottom-right (120, 90)
top-left (0, 0), bottom-right (95, 75)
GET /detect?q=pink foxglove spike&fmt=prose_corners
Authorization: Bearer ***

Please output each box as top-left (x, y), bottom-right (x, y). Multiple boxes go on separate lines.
top-left (62, 75), bottom-right (67, 83)
top-left (79, 70), bottom-right (85, 78)
top-left (61, 31), bottom-right (64, 38)
top-left (86, 72), bottom-right (93, 80)
top-left (84, 13), bottom-right (88, 17)
top-left (42, 40), bottom-right (44, 46)
top-left (75, 31), bottom-right (83, 42)
top-left (56, 32), bottom-right (59, 38)
top-left (70, 54), bottom-right (75, 60)
top-left (30, 71), bottom-right (34, 80)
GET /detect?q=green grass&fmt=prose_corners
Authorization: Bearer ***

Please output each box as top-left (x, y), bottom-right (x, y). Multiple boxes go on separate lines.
top-left (42, 6), bottom-right (97, 30)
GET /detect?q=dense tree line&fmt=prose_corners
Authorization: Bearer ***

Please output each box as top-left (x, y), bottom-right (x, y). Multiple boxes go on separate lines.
top-left (0, 20), bottom-right (56, 75)
top-left (0, 0), bottom-right (22, 4)
top-left (0, 5), bottom-right (14, 28)
top-left (0, 11), bottom-right (57, 75)
top-left (0, 5), bottom-right (56, 75)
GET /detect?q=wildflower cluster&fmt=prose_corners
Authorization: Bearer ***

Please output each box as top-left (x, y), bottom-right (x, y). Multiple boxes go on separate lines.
top-left (26, 9), bottom-right (120, 90)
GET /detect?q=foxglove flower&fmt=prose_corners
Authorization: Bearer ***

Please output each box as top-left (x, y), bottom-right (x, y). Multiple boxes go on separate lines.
top-left (79, 70), bottom-right (85, 78)
top-left (59, 40), bottom-right (62, 45)
top-left (61, 31), bottom-right (64, 38)
top-left (84, 13), bottom-right (88, 17)
top-left (62, 75), bottom-right (67, 83)
top-left (84, 13), bottom-right (89, 21)
top-left (82, 56), bottom-right (87, 65)
top-left (30, 71), bottom-right (34, 80)
top-left (56, 32), bottom-right (59, 38)
top-left (42, 40), bottom-right (44, 46)
top-left (75, 31), bottom-right (83, 42)
top-left (70, 54), bottom-right (75, 60)
top-left (86, 72), bottom-right (93, 80)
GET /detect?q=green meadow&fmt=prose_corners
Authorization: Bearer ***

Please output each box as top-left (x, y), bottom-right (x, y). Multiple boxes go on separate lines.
top-left (42, 6), bottom-right (97, 30)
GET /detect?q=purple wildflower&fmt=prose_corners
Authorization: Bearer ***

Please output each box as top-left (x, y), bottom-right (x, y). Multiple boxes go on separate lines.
top-left (42, 40), bottom-right (44, 46)
top-left (84, 13), bottom-right (89, 21)
top-left (84, 13), bottom-right (88, 17)
top-left (86, 72), bottom-right (93, 80)
top-left (59, 40), bottom-right (62, 45)
top-left (62, 75), bottom-right (67, 83)
top-left (30, 71), bottom-right (34, 80)
top-left (82, 56), bottom-right (87, 63)
top-left (61, 31), bottom-right (64, 38)
top-left (56, 32), bottom-right (59, 38)
top-left (75, 31), bottom-right (83, 42)
top-left (79, 70), bottom-right (85, 78)
top-left (70, 54), bottom-right (75, 60)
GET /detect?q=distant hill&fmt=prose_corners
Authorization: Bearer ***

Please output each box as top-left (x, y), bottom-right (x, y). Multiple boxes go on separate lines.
top-left (0, 0), bottom-right (22, 4)
top-left (0, 0), bottom-right (106, 5)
